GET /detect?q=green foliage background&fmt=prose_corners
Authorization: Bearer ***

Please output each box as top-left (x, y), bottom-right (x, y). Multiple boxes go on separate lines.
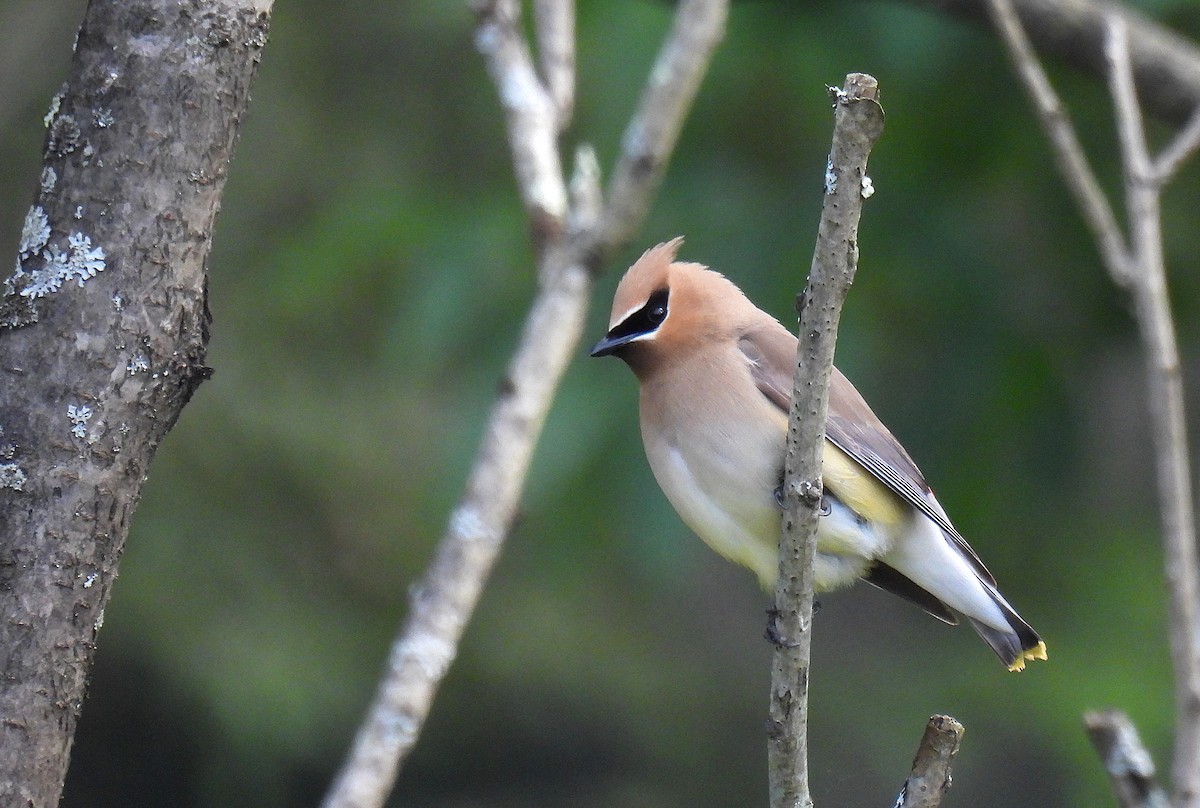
top-left (4, 0), bottom-right (1200, 805)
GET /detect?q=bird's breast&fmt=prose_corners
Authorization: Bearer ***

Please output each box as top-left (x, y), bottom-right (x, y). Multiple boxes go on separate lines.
top-left (638, 360), bottom-right (787, 586)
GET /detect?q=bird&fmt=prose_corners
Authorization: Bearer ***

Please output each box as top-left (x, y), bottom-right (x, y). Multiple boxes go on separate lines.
top-left (590, 238), bottom-right (1047, 671)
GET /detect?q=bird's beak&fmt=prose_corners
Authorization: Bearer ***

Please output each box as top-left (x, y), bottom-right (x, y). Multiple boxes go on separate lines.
top-left (589, 330), bottom-right (634, 358)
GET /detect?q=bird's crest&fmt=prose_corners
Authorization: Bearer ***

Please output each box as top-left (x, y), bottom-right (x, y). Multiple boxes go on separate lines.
top-left (608, 238), bottom-right (685, 329)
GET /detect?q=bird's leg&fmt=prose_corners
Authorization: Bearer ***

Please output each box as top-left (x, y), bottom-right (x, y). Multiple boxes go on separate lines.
top-left (763, 607), bottom-right (796, 647)
top-left (769, 484), bottom-right (827, 648)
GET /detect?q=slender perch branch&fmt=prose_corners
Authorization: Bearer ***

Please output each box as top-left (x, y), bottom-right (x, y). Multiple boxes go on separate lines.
top-left (895, 715), bottom-right (966, 808)
top-left (769, 73), bottom-right (884, 808)
top-left (988, 2), bottom-right (1200, 806)
top-left (319, 2), bottom-right (728, 807)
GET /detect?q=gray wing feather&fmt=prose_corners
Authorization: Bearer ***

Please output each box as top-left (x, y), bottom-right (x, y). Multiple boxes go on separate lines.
top-left (737, 322), bottom-right (997, 586)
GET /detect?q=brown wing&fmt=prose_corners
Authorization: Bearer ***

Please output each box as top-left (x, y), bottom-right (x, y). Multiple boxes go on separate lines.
top-left (736, 322), bottom-right (997, 586)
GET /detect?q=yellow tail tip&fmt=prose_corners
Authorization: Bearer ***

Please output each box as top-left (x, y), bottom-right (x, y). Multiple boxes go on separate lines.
top-left (1007, 641), bottom-right (1049, 672)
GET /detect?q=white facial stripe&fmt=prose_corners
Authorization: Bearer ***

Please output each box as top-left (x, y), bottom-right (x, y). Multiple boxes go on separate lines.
top-left (609, 300), bottom-right (646, 330)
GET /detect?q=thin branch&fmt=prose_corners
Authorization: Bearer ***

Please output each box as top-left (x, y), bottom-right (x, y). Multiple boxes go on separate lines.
top-left (533, 0), bottom-right (574, 129)
top-left (1108, 17), bottom-right (1154, 190)
top-left (596, 0), bottom-right (728, 262)
top-left (909, 0), bottom-right (1200, 128)
top-left (984, 0), bottom-right (1133, 284)
top-left (473, 0), bottom-right (567, 244)
top-left (319, 241), bottom-right (594, 808)
top-left (989, 3), bottom-right (1200, 807)
top-left (769, 73), bottom-right (884, 808)
top-left (1104, 16), bottom-right (1200, 808)
top-left (1084, 710), bottom-right (1170, 808)
top-left (1153, 106), bottom-right (1200, 184)
top-left (894, 715), bottom-right (966, 808)
top-left (319, 2), bottom-right (729, 806)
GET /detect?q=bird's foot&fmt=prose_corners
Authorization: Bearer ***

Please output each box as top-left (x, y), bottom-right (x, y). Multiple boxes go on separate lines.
top-left (772, 485), bottom-right (832, 517)
top-left (763, 607), bottom-right (795, 647)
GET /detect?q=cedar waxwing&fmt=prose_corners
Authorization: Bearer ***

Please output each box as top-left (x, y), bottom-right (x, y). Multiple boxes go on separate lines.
top-left (591, 238), bottom-right (1047, 671)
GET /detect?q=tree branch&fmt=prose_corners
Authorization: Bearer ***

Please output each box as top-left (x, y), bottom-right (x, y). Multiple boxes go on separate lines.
top-left (319, 2), bottom-right (729, 807)
top-left (596, 0), bottom-right (728, 262)
top-left (984, 0), bottom-right (1132, 284)
top-left (318, 228), bottom-right (595, 808)
top-left (533, 0), bottom-right (574, 130)
top-left (769, 73), bottom-right (884, 808)
top-left (1084, 710), bottom-right (1170, 808)
top-left (895, 715), bottom-right (966, 808)
top-left (1105, 17), bottom-right (1200, 807)
top-left (988, 3), bottom-right (1200, 806)
top-left (1152, 105), bottom-right (1200, 185)
top-left (473, 0), bottom-right (567, 245)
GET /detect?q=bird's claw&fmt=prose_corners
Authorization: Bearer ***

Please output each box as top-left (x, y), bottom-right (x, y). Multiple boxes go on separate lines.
top-left (773, 485), bottom-right (833, 518)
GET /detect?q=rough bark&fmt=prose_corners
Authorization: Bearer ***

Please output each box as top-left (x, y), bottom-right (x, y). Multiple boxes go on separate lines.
top-left (0, 2), bottom-right (270, 805)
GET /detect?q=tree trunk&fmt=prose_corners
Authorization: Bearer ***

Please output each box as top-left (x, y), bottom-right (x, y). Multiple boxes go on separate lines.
top-left (0, 1), bottom-right (270, 805)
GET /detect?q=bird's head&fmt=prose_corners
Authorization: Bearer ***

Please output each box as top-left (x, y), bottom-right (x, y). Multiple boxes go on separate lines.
top-left (590, 238), bottom-right (752, 379)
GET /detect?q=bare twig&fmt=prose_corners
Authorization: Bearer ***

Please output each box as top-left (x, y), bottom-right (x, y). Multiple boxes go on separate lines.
top-left (320, 2), bottom-right (728, 807)
top-left (895, 715), bottom-right (966, 808)
top-left (1105, 18), bottom-right (1200, 807)
top-left (533, 0), bottom-right (574, 128)
top-left (984, 0), bottom-right (1132, 283)
top-left (597, 0), bottom-right (728, 261)
top-left (988, 3), bottom-right (1200, 807)
top-left (769, 73), bottom-right (884, 808)
top-left (1084, 710), bottom-right (1170, 808)
top-left (1153, 106), bottom-right (1200, 184)
top-left (910, 0), bottom-right (1200, 128)
top-left (473, 0), bottom-right (567, 244)
top-left (320, 239), bottom-right (594, 808)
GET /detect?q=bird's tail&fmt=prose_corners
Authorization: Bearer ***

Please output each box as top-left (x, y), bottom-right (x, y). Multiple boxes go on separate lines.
top-left (879, 513), bottom-right (1047, 671)
top-left (967, 586), bottom-right (1047, 672)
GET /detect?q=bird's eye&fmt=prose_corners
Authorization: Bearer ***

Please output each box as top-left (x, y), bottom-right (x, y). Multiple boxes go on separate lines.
top-left (643, 289), bottom-right (669, 326)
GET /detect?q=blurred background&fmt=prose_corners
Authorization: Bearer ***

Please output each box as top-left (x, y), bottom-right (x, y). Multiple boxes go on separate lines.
top-left (4, 0), bottom-right (1200, 805)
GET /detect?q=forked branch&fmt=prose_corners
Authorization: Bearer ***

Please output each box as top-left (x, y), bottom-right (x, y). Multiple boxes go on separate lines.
top-left (319, 1), bottom-right (728, 807)
top-left (987, 1), bottom-right (1200, 805)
